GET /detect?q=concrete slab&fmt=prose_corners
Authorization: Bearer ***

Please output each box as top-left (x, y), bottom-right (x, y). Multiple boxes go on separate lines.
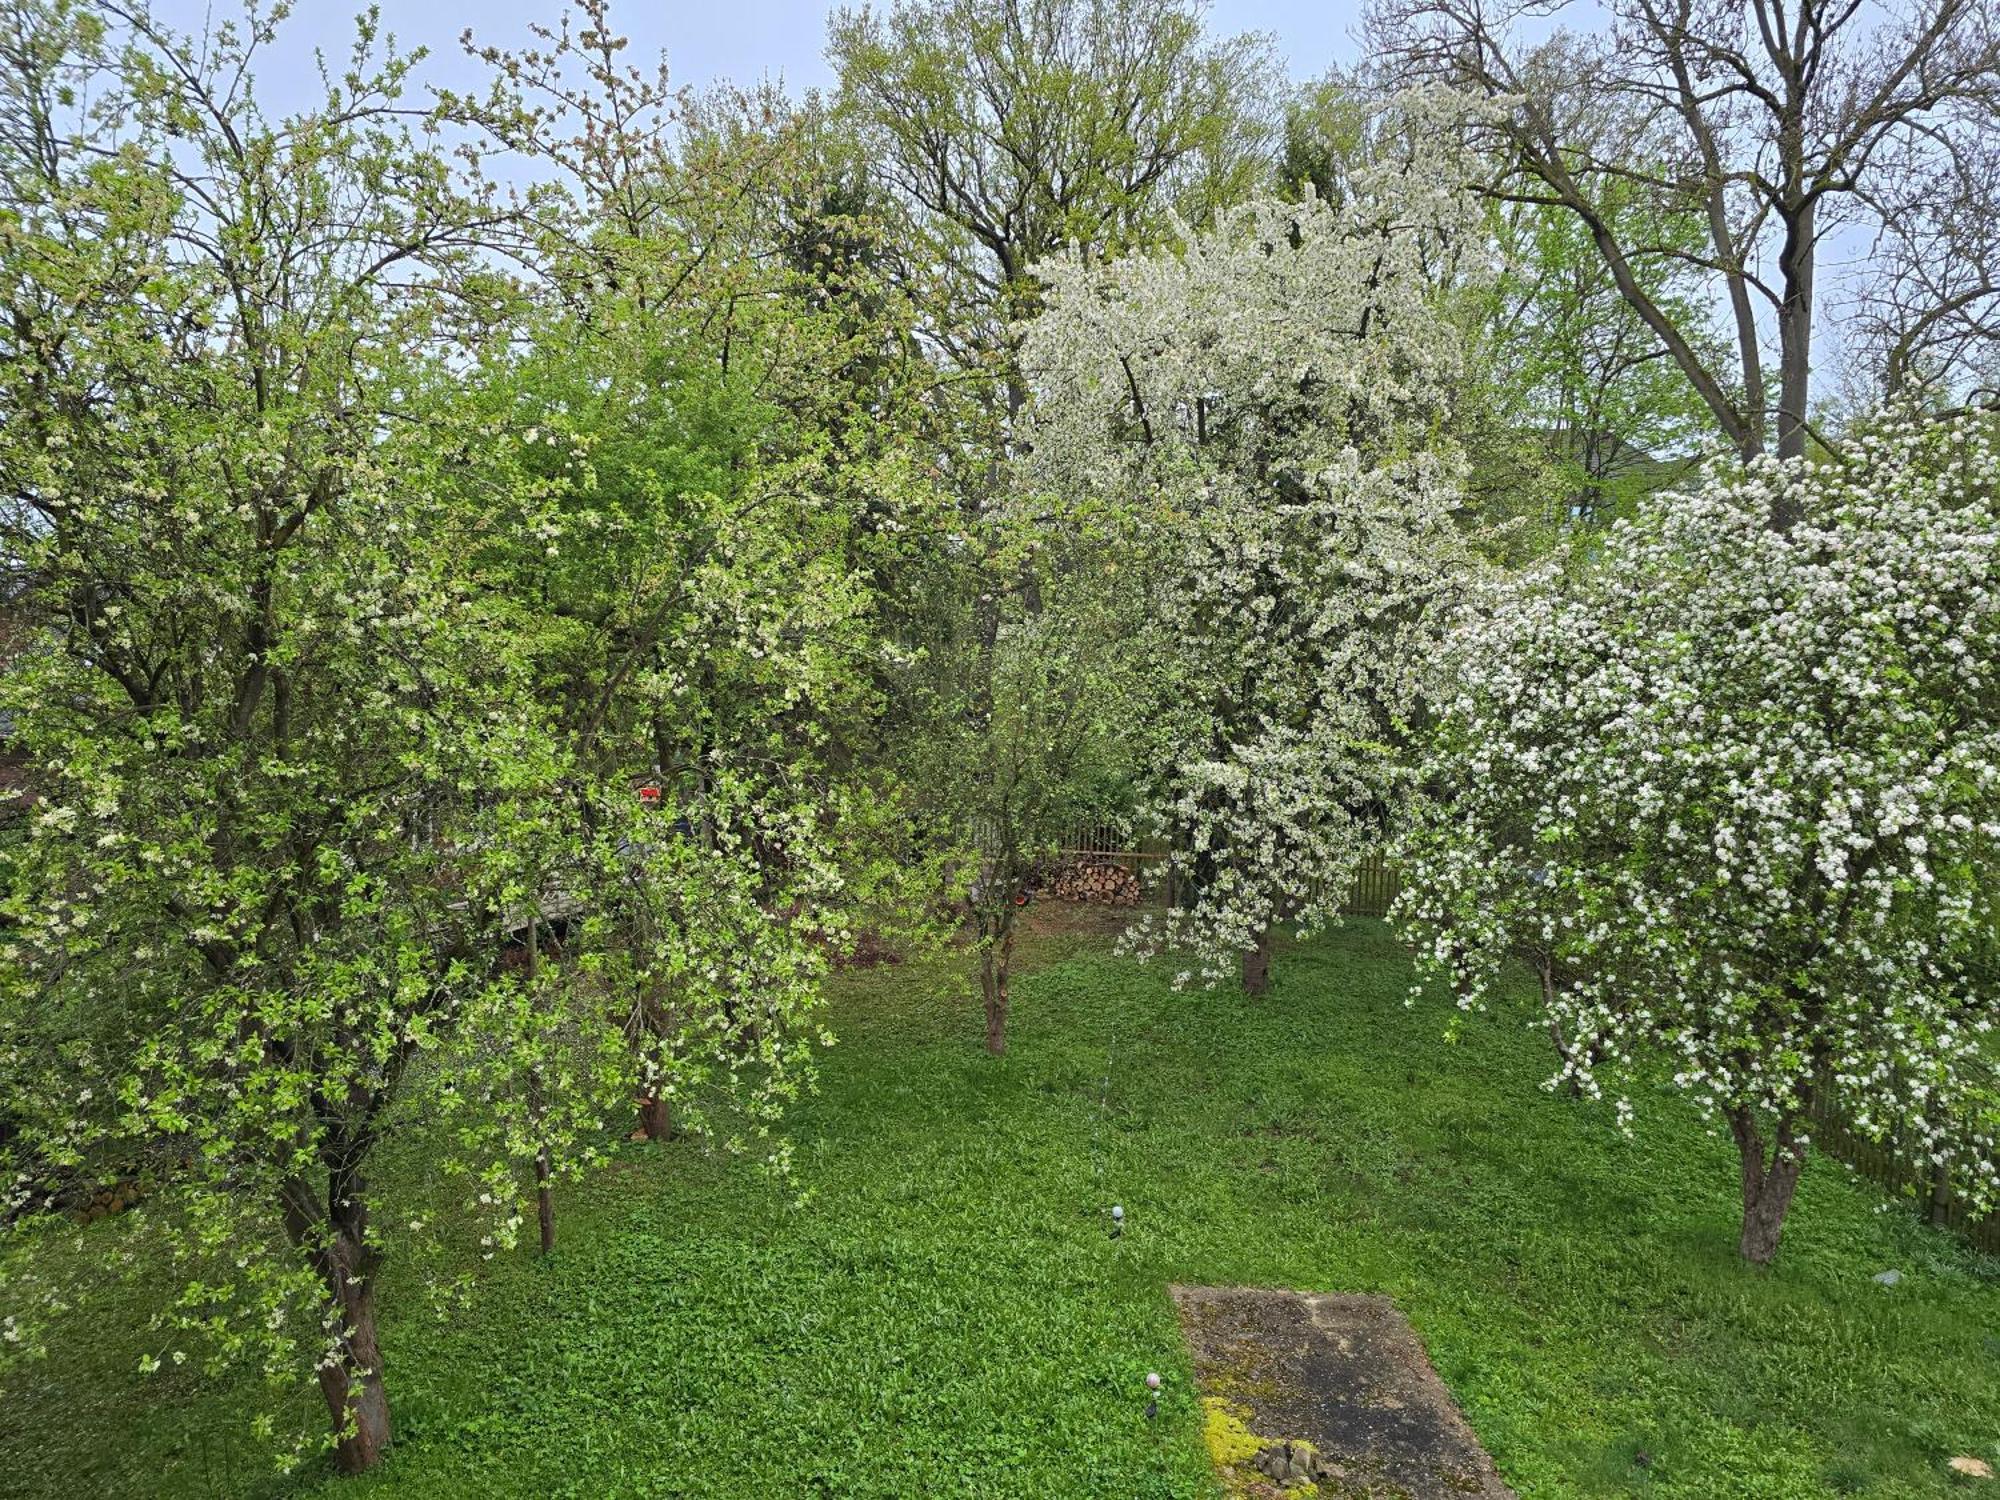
top-left (1171, 1285), bottom-right (1515, 1499)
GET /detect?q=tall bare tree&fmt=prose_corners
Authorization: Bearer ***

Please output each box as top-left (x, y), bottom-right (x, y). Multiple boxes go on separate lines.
top-left (1374, 0), bottom-right (2000, 522)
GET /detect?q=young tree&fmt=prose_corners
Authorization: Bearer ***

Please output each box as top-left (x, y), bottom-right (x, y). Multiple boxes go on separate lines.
top-left (1374, 0), bottom-right (2000, 476)
top-left (899, 513), bottom-right (1136, 1055)
top-left (827, 3), bottom-right (1283, 1019)
top-left (0, 1), bottom-right (544, 1470)
top-left (1396, 410), bottom-right (2000, 1265)
top-left (1021, 100), bottom-right (1485, 993)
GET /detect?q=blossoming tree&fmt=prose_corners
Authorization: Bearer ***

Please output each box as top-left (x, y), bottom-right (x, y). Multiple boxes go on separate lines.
top-left (1396, 412), bottom-right (2000, 1264)
top-left (1020, 103), bottom-right (1483, 991)
top-left (0, 0), bottom-right (930, 1472)
top-left (0, 2), bottom-right (552, 1469)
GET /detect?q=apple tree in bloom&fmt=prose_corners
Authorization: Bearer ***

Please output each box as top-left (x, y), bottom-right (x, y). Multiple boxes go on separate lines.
top-left (1395, 411), bottom-right (2000, 1265)
top-left (1020, 97), bottom-right (1484, 992)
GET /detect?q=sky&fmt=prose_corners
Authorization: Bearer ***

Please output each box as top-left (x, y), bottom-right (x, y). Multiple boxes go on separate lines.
top-left (146, 1), bottom-right (1370, 111)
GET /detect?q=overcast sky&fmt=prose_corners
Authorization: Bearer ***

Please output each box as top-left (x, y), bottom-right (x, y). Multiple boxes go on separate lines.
top-left (142, 1), bottom-right (1369, 110)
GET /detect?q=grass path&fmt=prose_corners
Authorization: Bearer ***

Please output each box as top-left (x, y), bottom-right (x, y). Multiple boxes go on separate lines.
top-left (4, 919), bottom-right (1998, 1497)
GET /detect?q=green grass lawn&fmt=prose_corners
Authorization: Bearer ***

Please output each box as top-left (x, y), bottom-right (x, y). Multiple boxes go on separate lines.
top-left (5, 918), bottom-right (1999, 1498)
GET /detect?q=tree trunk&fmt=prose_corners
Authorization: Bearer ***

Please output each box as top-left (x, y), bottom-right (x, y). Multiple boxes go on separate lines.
top-left (1926, 1100), bottom-right (1954, 1226)
top-left (1730, 1107), bottom-right (1808, 1266)
top-left (1241, 925), bottom-right (1273, 997)
top-left (283, 1175), bottom-right (392, 1473)
top-left (980, 915), bottom-right (1016, 1056)
top-left (632, 970), bottom-right (678, 1141)
top-left (637, 1092), bottom-right (672, 1142)
top-left (1773, 198), bottom-right (1816, 477)
top-left (319, 1226), bottom-right (392, 1474)
top-left (1539, 958), bottom-right (1587, 1098)
top-left (526, 922), bottom-right (555, 1253)
top-left (1930, 1161), bottom-right (1954, 1227)
top-left (984, 952), bottom-right (1008, 1056)
top-left (535, 1141), bottom-right (555, 1255)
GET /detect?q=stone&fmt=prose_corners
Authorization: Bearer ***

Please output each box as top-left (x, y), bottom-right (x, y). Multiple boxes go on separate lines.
top-left (1872, 1269), bottom-right (1903, 1286)
top-left (1948, 1456), bottom-right (1995, 1479)
top-left (1253, 1442), bottom-right (1295, 1479)
top-left (1251, 1439), bottom-right (1327, 1488)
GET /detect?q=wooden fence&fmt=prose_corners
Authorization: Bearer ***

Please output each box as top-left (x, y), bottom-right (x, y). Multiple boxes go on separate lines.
top-left (1806, 1070), bottom-right (2000, 1256)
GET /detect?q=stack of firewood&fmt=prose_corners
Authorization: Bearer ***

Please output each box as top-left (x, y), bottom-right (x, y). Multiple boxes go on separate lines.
top-left (68, 1178), bottom-right (142, 1225)
top-left (1049, 858), bottom-right (1142, 906)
